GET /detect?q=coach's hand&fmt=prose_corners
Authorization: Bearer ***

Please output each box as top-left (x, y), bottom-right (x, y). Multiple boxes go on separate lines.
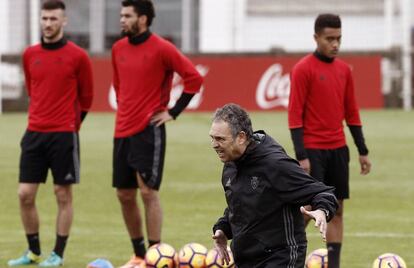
top-left (359, 155), bottom-right (371, 175)
top-left (299, 158), bottom-right (311, 174)
top-left (300, 206), bottom-right (327, 242)
top-left (212, 230), bottom-right (230, 265)
top-left (151, 111), bottom-right (173, 127)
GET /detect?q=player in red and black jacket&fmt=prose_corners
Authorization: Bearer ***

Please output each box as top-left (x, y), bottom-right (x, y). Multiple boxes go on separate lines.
top-left (210, 104), bottom-right (338, 268)
top-left (8, 1), bottom-right (93, 267)
top-left (111, 1), bottom-right (203, 267)
top-left (288, 14), bottom-right (372, 268)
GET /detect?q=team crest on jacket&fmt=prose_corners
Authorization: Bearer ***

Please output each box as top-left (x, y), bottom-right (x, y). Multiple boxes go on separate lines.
top-left (251, 176), bottom-right (259, 190)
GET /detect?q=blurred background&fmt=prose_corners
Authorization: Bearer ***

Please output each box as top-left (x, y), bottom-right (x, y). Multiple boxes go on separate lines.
top-left (0, 0), bottom-right (413, 113)
top-left (0, 2), bottom-right (413, 267)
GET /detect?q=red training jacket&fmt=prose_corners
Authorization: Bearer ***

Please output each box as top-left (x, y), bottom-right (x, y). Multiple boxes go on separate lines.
top-left (111, 33), bottom-right (203, 138)
top-left (288, 54), bottom-right (362, 149)
top-left (23, 41), bottom-right (94, 132)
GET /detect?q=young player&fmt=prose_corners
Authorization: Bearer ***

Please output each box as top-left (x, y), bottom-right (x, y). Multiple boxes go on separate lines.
top-left (8, 0), bottom-right (93, 266)
top-left (288, 14), bottom-right (372, 268)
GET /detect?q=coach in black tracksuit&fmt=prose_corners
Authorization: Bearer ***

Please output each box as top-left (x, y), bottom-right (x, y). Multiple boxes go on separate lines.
top-left (209, 104), bottom-right (338, 268)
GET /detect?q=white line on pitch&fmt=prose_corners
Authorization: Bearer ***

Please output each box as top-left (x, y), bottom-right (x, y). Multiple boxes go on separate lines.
top-left (307, 232), bottom-right (414, 238)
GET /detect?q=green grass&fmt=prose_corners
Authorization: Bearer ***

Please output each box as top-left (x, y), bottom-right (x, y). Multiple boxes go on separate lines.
top-left (0, 110), bottom-right (413, 267)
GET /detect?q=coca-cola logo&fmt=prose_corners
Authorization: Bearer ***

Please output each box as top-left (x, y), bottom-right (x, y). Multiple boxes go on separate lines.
top-left (108, 64), bottom-right (209, 111)
top-left (256, 63), bottom-right (290, 109)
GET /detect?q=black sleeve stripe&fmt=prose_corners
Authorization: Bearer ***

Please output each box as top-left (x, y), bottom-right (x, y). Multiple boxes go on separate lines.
top-left (348, 125), bottom-right (369, 155)
top-left (168, 92), bottom-right (195, 119)
top-left (290, 127), bottom-right (308, 160)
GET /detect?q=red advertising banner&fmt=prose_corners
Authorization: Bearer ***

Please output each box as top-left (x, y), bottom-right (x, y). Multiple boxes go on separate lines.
top-left (91, 54), bottom-right (383, 112)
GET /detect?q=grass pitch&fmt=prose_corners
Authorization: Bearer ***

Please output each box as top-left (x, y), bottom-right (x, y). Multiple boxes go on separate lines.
top-left (0, 110), bottom-right (413, 267)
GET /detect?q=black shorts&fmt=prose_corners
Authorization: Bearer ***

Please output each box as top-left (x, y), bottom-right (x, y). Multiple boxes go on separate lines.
top-left (113, 124), bottom-right (166, 190)
top-left (237, 244), bottom-right (306, 268)
top-left (19, 130), bottom-right (80, 185)
top-left (307, 146), bottom-right (350, 199)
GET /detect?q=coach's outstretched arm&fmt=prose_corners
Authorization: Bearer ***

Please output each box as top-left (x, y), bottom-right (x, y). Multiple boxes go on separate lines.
top-left (300, 206), bottom-right (328, 241)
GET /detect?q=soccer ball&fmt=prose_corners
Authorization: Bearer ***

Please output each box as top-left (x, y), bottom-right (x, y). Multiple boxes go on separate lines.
top-left (87, 258), bottom-right (114, 268)
top-left (205, 247), bottom-right (235, 268)
top-left (145, 243), bottom-right (178, 268)
top-left (178, 243), bottom-right (208, 268)
top-left (305, 248), bottom-right (328, 268)
top-left (372, 253), bottom-right (407, 268)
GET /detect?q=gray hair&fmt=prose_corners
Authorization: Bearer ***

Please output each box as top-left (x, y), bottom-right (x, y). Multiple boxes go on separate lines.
top-left (213, 103), bottom-right (253, 139)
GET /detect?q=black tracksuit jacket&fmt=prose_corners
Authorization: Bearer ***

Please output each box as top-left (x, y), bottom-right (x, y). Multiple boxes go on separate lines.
top-left (213, 131), bottom-right (338, 267)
